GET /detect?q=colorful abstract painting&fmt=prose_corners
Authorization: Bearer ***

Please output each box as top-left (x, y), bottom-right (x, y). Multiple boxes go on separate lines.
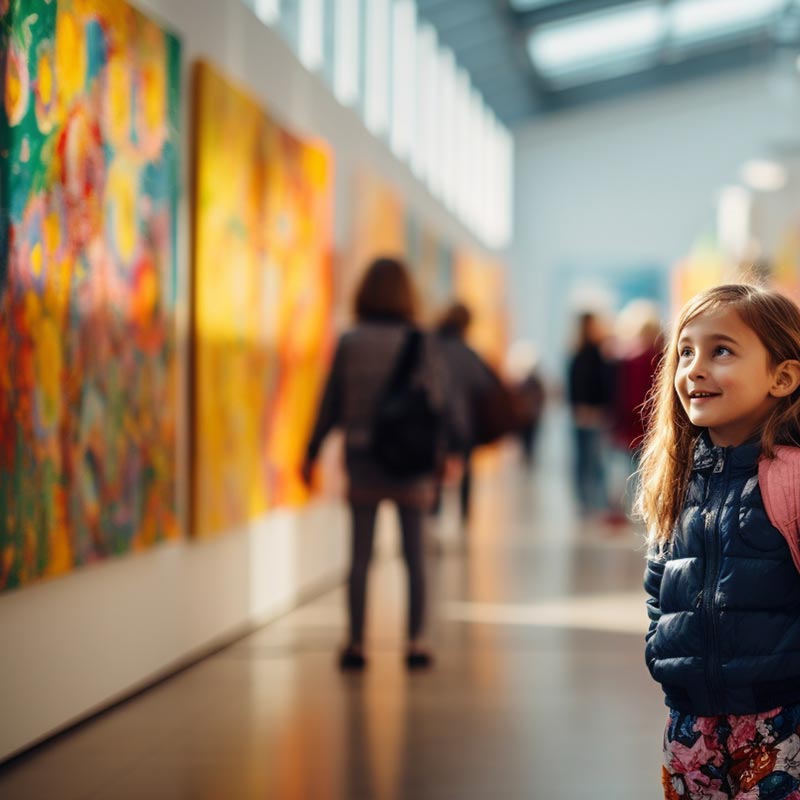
top-left (343, 170), bottom-right (406, 324)
top-left (346, 174), bottom-right (457, 324)
top-left (0, 0), bottom-right (181, 591)
top-left (192, 61), bottom-right (333, 538)
top-left (771, 221), bottom-right (800, 304)
top-left (670, 237), bottom-right (727, 314)
top-left (454, 251), bottom-right (508, 368)
top-left (406, 214), bottom-right (454, 322)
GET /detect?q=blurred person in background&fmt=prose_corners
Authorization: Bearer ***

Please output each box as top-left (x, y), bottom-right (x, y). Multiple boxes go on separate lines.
top-left (302, 257), bottom-right (448, 671)
top-left (506, 339), bottom-right (546, 468)
top-left (609, 300), bottom-right (664, 516)
top-left (567, 311), bottom-right (614, 518)
top-left (435, 301), bottom-right (512, 525)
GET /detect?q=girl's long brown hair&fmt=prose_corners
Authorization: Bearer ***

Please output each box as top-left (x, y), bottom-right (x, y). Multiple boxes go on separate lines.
top-left (635, 284), bottom-right (800, 550)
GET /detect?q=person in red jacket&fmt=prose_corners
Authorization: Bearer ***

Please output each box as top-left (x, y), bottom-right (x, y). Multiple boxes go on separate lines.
top-left (609, 301), bottom-right (664, 517)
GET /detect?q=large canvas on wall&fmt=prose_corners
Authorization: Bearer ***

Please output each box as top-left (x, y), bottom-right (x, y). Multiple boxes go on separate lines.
top-left (0, 0), bottom-right (181, 591)
top-left (342, 170), bottom-right (406, 324)
top-left (454, 251), bottom-right (508, 368)
top-left (191, 61), bottom-right (333, 538)
top-left (346, 175), bottom-right (455, 325)
top-left (405, 214), bottom-right (454, 323)
top-left (774, 223), bottom-right (800, 304)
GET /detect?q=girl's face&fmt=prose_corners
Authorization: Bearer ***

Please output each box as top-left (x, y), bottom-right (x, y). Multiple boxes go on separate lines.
top-left (675, 307), bottom-right (780, 447)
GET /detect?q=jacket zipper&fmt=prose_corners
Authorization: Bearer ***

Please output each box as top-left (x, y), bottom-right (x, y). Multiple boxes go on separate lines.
top-left (702, 449), bottom-right (728, 711)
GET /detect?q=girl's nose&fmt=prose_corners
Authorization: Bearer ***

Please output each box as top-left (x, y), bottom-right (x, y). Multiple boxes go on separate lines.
top-left (688, 357), bottom-right (706, 380)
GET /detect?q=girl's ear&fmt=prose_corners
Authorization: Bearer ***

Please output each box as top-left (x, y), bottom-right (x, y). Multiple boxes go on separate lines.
top-left (770, 360), bottom-right (800, 398)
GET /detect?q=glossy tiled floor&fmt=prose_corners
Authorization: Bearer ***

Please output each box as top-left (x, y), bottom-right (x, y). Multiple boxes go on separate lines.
top-left (0, 440), bottom-right (668, 799)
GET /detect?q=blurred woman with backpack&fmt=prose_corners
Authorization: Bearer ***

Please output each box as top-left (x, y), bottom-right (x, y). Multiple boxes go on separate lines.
top-left (302, 257), bottom-right (453, 671)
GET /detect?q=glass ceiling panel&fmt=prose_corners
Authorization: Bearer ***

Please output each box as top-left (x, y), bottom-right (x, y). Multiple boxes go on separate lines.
top-left (670, 0), bottom-right (785, 48)
top-left (528, 2), bottom-right (663, 75)
top-left (526, 0), bottom-right (785, 87)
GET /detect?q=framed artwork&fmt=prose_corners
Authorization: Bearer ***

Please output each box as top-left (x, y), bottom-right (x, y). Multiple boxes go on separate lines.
top-left (342, 170), bottom-right (406, 325)
top-left (454, 251), bottom-right (508, 368)
top-left (0, 0), bottom-right (181, 590)
top-left (405, 215), bottom-right (454, 323)
top-left (191, 61), bottom-right (333, 538)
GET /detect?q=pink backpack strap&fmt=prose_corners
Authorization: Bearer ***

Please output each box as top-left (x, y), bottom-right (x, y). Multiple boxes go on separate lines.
top-left (758, 446), bottom-right (800, 574)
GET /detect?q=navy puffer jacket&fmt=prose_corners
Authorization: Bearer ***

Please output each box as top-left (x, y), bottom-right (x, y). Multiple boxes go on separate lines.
top-left (644, 433), bottom-right (800, 716)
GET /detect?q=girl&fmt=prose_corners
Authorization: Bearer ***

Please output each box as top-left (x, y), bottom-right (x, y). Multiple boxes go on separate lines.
top-left (637, 284), bottom-right (800, 799)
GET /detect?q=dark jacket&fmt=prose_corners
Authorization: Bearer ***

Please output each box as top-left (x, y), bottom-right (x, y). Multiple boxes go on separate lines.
top-left (305, 320), bottom-right (449, 510)
top-left (644, 433), bottom-right (800, 716)
top-left (436, 332), bottom-right (504, 452)
top-left (567, 343), bottom-right (612, 410)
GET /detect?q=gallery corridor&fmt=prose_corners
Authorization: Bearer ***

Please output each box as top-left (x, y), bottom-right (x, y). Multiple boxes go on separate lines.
top-left (0, 429), bottom-right (667, 799)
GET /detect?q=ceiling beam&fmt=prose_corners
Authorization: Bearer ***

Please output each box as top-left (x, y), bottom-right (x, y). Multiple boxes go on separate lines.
top-left (533, 40), bottom-right (770, 113)
top-left (418, 3), bottom-right (497, 34)
top-left (440, 24), bottom-right (513, 54)
top-left (415, 0), bottom-right (464, 11)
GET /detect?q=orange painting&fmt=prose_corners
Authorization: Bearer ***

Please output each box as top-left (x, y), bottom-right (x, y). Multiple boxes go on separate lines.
top-left (341, 170), bottom-right (406, 324)
top-left (670, 238), bottom-right (727, 315)
top-left (454, 251), bottom-right (509, 368)
top-left (772, 220), bottom-right (800, 305)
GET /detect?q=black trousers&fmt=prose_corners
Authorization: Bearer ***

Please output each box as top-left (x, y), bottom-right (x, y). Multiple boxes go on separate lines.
top-left (347, 503), bottom-right (427, 645)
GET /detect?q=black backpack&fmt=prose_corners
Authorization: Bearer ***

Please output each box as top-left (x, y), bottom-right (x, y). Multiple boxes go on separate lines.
top-left (371, 331), bottom-right (442, 478)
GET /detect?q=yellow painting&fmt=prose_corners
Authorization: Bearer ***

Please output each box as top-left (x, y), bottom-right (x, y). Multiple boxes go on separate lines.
top-left (772, 221), bottom-right (800, 305)
top-left (670, 238), bottom-right (727, 315)
top-left (191, 61), bottom-right (333, 537)
top-left (454, 251), bottom-right (509, 369)
top-left (342, 170), bottom-right (406, 324)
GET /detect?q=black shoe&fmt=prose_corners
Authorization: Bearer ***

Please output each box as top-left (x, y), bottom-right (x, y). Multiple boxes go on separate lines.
top-left (405, 650), bottom-right (433, 670)
top-left (339, 647), bottom-right (366, 671)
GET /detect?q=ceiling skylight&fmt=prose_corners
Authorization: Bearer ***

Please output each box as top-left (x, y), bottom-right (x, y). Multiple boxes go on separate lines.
top-left (669, 0), bottom-right (785, 49)
top-left (527, 1), bottom-right (663, 85)
top-left (525, 0), bottom-right (786, 89)
top-left (509, 0), bottom-right (568, 10)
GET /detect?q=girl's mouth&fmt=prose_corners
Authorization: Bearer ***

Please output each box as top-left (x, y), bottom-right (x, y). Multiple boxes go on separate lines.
top-left (688, 391), bottom-right (720, 402)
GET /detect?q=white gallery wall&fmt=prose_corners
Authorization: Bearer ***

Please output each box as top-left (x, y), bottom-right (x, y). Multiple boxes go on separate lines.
top-left (0, 0), bottom-right (487, 762)
top-left (510, 62), bottom-right (800, 379)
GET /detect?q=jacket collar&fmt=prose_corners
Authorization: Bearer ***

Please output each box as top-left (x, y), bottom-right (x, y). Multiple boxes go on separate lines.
top-left (692, 430), bottom-right (762, 472)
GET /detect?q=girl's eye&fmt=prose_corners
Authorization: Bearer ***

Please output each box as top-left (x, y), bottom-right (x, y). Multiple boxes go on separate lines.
top-left (714, 346), bottom-right (732, 356)
top-left (679, 347), bottom-right (692, 358)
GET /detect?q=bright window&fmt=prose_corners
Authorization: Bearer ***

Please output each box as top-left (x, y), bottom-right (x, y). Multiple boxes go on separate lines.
top-left (253, 0), bottom-right (280, 25)
top-left (364, 0), bottom-right (390, 135)
top-left (299, 0), bottom-right (324, 70)
top-left (390, 0), bottom-right (416, 160)
top-left (333, 0), bottom-right (359, 106)
top-left (412, 22), bottom-right (437, 182)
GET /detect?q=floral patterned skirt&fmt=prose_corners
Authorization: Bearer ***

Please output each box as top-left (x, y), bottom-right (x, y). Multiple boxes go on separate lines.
top-left (662, 705), bottom-right (800, 799)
